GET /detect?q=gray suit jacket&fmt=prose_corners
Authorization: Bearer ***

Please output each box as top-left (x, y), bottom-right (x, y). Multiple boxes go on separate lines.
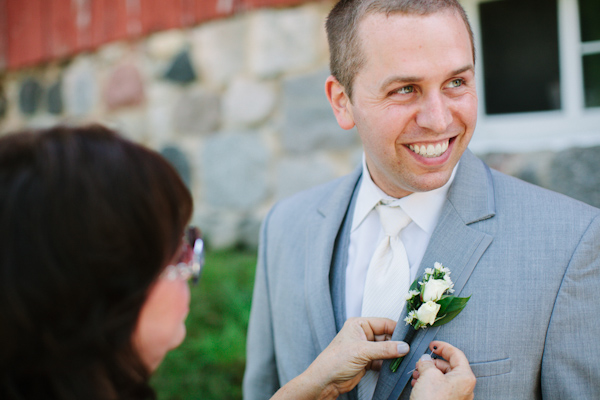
top-left (243, 150), bottom-right (600, 399)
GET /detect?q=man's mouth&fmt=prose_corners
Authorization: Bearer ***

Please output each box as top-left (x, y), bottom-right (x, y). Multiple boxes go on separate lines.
top-left (406, 139), bottom-right (450, 158)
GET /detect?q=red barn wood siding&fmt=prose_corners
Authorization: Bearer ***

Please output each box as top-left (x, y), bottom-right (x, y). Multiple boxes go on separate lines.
top-left (0, 0), bottom-right (7, 69)
top-left (5, 0), bottom-right (46, 68)
top-left (0, 0), bottom-right (321, 71)
top-left (47, 0), bottom-right (79, 58)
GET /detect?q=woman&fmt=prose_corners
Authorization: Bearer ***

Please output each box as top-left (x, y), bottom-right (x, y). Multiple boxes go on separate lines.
top-left (0, 125), bottom-right (474, 399)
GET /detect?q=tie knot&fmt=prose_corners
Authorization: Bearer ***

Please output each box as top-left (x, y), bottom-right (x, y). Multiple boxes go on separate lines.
top-left (376, 202), bottom-right (411, 237)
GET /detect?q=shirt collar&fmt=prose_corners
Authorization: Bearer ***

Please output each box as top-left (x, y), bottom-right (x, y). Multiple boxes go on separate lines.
top-left (351, 154), bottom-right (458, 234)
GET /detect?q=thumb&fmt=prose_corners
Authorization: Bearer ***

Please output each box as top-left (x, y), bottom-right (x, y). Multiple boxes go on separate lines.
top-left (363, 341), bottom-right (410, 361)
top-left (416, 354), bottom-right (438, 373)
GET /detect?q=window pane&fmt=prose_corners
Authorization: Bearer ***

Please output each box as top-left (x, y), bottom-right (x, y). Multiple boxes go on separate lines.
top-left (579, 0), bottom-right (600, 42)
top-left (583, 53), bottom-right (600, 108)
top-left (479, 0), bottom-right (561, 114)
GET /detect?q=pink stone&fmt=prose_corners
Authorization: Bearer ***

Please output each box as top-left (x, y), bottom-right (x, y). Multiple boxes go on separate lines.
top-left (104, 64), bottom-right (144, 109)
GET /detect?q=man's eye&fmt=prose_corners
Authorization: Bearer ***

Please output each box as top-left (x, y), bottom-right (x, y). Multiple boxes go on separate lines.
top-left (396, 86), bottom-right (415, 94)
top-left (449, 79), bottom-right (464, 88)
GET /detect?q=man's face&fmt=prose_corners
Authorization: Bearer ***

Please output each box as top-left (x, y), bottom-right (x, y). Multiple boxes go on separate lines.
top-left (329, 11), bottom-right (477, 198)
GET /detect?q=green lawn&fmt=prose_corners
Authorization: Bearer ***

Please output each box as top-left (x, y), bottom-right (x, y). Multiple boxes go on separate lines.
top-left (152, 248), bottom-right (258, 400)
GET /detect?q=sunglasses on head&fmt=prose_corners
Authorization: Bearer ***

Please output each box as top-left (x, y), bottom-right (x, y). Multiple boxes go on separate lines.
top-left (161, 226), bottom-right (205, 285)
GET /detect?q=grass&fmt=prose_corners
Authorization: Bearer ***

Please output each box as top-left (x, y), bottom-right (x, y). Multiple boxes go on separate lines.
top-left (151, 247), bottom-right (258, 400)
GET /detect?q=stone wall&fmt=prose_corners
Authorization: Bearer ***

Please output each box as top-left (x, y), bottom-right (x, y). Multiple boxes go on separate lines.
top-left (0, 1), bottom-right (361, 248)
top-left (1, 1), bottom-right (599, 249)
top-left (480, 146), bottom-right (600, 210)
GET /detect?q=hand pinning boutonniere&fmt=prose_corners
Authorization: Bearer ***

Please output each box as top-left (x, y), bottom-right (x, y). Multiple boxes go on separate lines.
top-left (390, 262), bottom-right (470, 372)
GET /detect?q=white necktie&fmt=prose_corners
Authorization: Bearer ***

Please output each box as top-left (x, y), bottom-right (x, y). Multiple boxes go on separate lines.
top-left (358, 201), bottom-right (412, 400)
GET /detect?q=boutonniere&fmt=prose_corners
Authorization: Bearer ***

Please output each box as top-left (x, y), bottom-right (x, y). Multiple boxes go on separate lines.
top-left (390, 262), bottom-right (471, 372)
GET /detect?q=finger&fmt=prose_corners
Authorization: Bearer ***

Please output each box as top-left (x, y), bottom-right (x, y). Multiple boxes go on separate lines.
top-left (411, 378), bottom-right (417, 387)
top-left (430, 341), bottom-right (470, 370)
top-left (433, 358), bottom-right (451, 374)
top-left (362, 340), bottom-right (410, 363)
top-left (430, 341), bottom-right (476, 393)
top-left (415, 354), bottom-right (438, 374)
top-left (358, 317), bottom-right (397, 338)
top-left (412, 369), bottom-right (420, 380)
top-left (353, 318), bottom-right (375, 341)
top-left (374, 333), bottom-right (392, 342)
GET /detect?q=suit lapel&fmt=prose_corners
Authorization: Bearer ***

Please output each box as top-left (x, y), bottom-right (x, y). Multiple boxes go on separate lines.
top-left (305, 167), bottom-right (362, 353)
top-left (374, 151), bottom-right (497, 400)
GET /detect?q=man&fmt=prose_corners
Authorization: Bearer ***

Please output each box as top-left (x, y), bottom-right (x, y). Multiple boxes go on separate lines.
top-left (243, 0), bottom-right (600, 399)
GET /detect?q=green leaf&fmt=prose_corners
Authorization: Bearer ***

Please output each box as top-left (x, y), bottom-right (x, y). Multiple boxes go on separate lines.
top-left (409, 279), bottom-right (420, 292)
top-left (432, 295), bottom-right (471, 327)
top-left (437, 295), bottom-right (470, 314)
top-left (432, 309), bottom-right (463, 326)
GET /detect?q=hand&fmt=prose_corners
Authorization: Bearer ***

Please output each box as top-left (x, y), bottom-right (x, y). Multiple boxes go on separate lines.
top-left (271, 317), bottom-right (409, 400)
top-left (309, 317), bottom-right (410, 395)
top-left (409, 341), bottom-right (476, 400)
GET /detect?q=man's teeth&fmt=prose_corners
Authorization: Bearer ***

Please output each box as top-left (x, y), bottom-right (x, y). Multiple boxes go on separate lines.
top-left (408, 141), bottom-right (449, 158)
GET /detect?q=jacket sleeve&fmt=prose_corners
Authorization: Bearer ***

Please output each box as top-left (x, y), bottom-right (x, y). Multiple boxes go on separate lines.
top-left (243, 210), bottom-right (280, 400)
top-left (541, 213), bottom-right (600, 399)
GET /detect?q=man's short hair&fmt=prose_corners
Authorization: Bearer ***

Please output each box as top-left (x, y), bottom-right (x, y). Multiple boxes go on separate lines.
top-left (326, 0), bottom-right (475, 100)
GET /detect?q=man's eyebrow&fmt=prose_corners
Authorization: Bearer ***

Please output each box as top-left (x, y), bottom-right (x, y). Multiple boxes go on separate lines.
top-left (379, 65), bottom-right (475, 91)
top-left (379, 75), bottom-right (423, 90)
top-left (450, 65), bottom-right (474, 76)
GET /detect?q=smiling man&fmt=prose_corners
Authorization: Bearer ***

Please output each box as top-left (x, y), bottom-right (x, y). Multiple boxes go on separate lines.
top-left (326, 8), bottom-right (476, 198)
top-left (244, 1), bottom-right (600, 399)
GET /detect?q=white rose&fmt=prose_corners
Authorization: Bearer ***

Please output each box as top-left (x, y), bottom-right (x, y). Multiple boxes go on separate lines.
top-left (423, 279), bottom-right (450, 302)
top-left (416, 301), bottom-right (441, 326)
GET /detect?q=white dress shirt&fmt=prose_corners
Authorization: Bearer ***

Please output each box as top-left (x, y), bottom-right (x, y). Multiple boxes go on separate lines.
top-left (345, 156), bottom-right (458, 319)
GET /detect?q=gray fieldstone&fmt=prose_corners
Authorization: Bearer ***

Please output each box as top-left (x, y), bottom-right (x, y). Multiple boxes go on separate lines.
top-left (146, 83), bottom-right (179, 142)
top-left (275, 155), bottom-right (336, 200)
top-left (248, 7), bottom-right (320, 78)
top-left (173, 88), bottom-right (221, 135)
top-left (104, 64), bottom-right (145, 109)
top-left (19, 78), bottom-right (44, 115)
top-left (97, 43), bottom-right (130, 65)
top-left (146, 30), bottom-right (187, 61)
top-left (191, 18), bottom-right (245, 88)
top-left (223, 78), bottom-right (276, 127)
top-left (480, 151), bottom-right (555, 189)
top-left (548, 146), bottom-right (600, 208)
top-left (164, 50), bottom-right (197, 84)
top-left (202, 132), bottom-right (270, 210)
top-left (283, 69), bottom-right (358, 153)
top-left (47, 80), bottom-right (63, 115)
top-left (161, 145), bottom-right (192, 188)
top-left (105, 110), bottom-right (148, 143)
top-left (196, 210), bottom-right (242, 249)
top-left (63, 58), bottom-right (98, 116)
top-left (239, 216), bottom-right (262, 250)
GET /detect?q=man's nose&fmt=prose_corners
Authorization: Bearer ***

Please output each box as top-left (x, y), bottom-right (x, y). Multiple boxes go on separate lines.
top-left (415, 92), bottom-right (453, 133)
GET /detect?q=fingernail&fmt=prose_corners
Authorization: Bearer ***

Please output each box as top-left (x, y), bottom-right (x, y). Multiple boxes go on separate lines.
top-left (419, 354), bottom-right (432, 362)
top-left (397, 342), bottom-right (409, 354)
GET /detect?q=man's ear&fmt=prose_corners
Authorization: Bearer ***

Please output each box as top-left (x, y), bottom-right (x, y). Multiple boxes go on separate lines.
top-left (325, 75), bottom-right (355, 130)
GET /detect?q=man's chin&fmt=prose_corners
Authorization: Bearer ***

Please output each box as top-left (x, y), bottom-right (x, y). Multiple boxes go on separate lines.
top-left (405, 173), bottom-right (455, 194)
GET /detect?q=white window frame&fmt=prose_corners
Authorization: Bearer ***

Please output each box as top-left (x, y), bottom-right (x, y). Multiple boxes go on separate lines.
top-left (462, 0), bottom-right (600, 154)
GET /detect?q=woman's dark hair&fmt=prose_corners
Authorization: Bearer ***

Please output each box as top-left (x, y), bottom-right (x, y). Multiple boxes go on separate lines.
top-left (0, 125), bottom-right (193, 400)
